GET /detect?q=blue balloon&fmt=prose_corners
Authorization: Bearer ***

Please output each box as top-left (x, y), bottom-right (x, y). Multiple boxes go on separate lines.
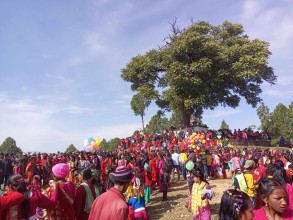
top-left (198, 143), bottom-right (202, 147)
top-left (87, 137), bottom-right (94, 142)
top-left (196, 139), bottom-right (200, 144)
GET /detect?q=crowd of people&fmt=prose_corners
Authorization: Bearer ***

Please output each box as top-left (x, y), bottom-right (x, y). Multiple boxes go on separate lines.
top-left (0, 129), bottom-right (293, 220)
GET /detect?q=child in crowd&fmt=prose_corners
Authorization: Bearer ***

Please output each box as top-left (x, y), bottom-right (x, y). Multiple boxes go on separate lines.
top-left (219, 189), bottom-right (253, 220)
top-left (128, 190), bottom-right (148, 220)
top-left (188, 170), bottom-right (213, 220)
top-left (160, 167), bottom-right (170, 201)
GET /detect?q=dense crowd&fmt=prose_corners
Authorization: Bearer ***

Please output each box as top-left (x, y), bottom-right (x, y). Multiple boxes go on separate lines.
top-left (0, 129), bottom-right (293, 220)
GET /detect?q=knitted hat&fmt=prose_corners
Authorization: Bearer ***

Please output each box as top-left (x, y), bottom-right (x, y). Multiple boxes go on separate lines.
top-left (113, 166), bottom-right (132, 183)
top-left (52, 163), bottom-right (70, 179)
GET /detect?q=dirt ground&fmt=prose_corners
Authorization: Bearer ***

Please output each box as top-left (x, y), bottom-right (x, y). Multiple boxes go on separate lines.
top-left (147, 178), bottom-right (232, 220)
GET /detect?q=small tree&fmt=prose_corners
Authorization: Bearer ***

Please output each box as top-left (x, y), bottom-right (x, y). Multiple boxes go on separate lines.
top-left (130, 93), bottom-right (151, 130)
top-left (0, 137), bottom-right (22, 154)
top-left (65, 144), bottom-right (77, 153)
top-left (100, 139), bottom-right (109, 151)
top-left (220, 120), bottom-right (230, 130)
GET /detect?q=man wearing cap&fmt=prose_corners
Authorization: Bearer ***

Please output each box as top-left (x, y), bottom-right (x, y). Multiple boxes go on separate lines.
top-left (89, 166), bottom-right (132, 220)
top-left (243, 160), bottom-right (256, 209)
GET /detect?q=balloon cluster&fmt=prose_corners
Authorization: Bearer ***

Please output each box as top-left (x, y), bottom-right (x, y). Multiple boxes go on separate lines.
top-left (84, 137), bottom-right (101, 152)
top-left (186, 132), bottom-right (206, 152)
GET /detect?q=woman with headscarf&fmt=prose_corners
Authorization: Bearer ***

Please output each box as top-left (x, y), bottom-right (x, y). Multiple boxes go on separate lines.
top-left (46, 163), bottom-right (76, 220)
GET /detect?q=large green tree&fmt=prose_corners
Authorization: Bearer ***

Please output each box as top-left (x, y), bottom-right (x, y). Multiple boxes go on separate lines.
top-left (130, 93), bottom-right (151, 130)
top-left (121, 20), bottom-right (276, 127)
top-left (0, 137), bottom-right (22, 154)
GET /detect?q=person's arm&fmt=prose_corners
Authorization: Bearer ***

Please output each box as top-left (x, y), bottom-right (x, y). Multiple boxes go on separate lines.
top-left (0, 191), bottom-right (25, 212)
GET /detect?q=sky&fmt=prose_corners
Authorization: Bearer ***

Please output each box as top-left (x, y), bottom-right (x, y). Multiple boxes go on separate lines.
top-left (0, 0), bottom-right (292, 152)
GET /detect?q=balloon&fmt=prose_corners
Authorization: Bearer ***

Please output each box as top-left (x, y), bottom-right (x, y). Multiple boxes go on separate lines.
top-left (90, 140), bottom-right (96, 147)
top-left (87, 137), bottom-right (94, 142)
top-left (198, 143), bottom-right (202, 147)
top-left (186, 161), bottom-right (195, 171)
top-left (196, 139), bottom-right (200, 144)
top-left (94, 137), bottom-right (101, 148)
top-left (84, 139), bottom-right (90, 146)
top-left (202, 140), bottom-right (206, 144)
top-left (196, 146), bottom-right (200, 150)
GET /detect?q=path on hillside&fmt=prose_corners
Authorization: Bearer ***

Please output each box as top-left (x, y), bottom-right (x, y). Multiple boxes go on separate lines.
top-left (147, 178), bottom-right (232, 220)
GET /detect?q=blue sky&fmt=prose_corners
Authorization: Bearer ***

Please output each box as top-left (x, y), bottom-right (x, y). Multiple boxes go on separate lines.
top-left (0, 0), bottom-right (292, 152)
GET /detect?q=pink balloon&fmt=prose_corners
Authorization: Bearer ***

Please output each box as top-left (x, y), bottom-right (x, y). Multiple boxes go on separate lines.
top-left (90, 140), bottom-right (96, 147)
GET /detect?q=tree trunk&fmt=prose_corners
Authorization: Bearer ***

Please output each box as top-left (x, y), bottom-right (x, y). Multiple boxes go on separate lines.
top-left (183, 110), bottom-right (191, 128)
top-left (141, 115), bottom-right (145, 130)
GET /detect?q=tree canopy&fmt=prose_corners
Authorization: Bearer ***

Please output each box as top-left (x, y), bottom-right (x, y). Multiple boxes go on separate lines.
top-left (130, 92), bottom-right (151, 130)
top-left (65, 144), bottom-right (77, 153)
top-left (121, 20), bottom-right (276, 127)
top-left (257, 102), bottom-right (293, 146)
top-left (0, 137), bottom-right (23, 154)
top-left (220, 120), bottom-right (230, 130)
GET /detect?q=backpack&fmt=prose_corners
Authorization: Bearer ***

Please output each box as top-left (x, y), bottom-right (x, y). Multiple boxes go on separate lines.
top-left (164, 157), bottom-right (173, 173)
top-left (234, 172), bottom-right (248, 193)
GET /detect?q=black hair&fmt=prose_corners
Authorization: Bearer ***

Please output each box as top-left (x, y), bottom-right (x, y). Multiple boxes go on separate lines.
top-left (7, 174), bottom-right (30, 219)
top-left (270, 164), bottom-right (289, 188)
top-left (219, 189), bottom-right (250, 220)
top-left (80, 168), bottom-right (92, 181)
top-left (258, 178), bottom-right (286, 198)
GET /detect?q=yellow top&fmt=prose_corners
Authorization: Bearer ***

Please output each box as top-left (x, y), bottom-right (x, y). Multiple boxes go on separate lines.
top-left (244, 171), bottom-right (255, 197)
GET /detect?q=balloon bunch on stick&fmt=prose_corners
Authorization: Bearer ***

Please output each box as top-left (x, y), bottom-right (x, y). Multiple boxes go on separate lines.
top-left (84, 137), bottom-right (101, 152)
top-left (186, 132), bottom-right (206, 153)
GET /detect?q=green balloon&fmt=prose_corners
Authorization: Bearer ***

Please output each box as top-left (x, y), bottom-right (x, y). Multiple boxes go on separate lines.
top-left (186, 161), bottom-right (194, 171)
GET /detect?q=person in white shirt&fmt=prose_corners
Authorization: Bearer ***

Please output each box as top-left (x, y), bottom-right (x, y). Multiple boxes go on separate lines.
top-left (171, 149), bottom-right (180, 181)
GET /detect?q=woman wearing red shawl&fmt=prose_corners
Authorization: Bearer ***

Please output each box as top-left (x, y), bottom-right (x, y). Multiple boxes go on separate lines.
top-left (149, 153), bottom-right (157, 190)
top-left (3, 174), bottom-right (58, 220)
top-left (47, 163), bottom-right (76, 220)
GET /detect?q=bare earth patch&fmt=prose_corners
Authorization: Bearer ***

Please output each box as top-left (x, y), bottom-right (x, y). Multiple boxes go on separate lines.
top-left (147, 178), bottom-right (232, 220)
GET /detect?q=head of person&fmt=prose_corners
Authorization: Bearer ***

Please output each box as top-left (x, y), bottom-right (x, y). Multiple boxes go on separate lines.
top-left (270, 164), bottom-right (289, 188)
top-left (78, 168), bottom-right (92, 183)
top-left (112, 166), bottom-right (132, 193)
top-left (244, 160), bottom-right (254, 170)
top-left (7, 174), bottom-right (30, 218)
top-left (193, 170), bottom-right (204, 184)
top-left (219, 189), bottom-right (252, 220)
top-left (258, 178), bottom-right (288, 214)
top-left (52, 163), bottom-right (70, 181)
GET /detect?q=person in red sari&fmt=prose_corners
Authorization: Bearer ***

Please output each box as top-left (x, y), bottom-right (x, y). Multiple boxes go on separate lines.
top-left (149, 153), bottom-right (157, 190)
top-left (3, 174), bottom-right (58, 220)
top-left (0, 191), bottom-right (25, 218)
top-left (47, 163), bottom-right (76, 220)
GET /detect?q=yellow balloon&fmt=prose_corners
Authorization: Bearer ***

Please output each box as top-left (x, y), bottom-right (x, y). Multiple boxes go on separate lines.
top-left (196, 146), bottom-right (200, 150)
top-left (94, 137), bottom-right (101, 147)
top-left (202, 140), bottom-right (206, 144)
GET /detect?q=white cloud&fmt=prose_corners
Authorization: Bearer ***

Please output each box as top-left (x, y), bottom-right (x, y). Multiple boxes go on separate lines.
top-left (263, 89), bottom-right (293, 98)
top-left (243, 0), bottom-right (262, 20)
top-left (65, 106), bottom-right (94, 114)
top-left (204, 109), bottom-right (241, 119)
top-left (84, 32), bottom-right (105, 52)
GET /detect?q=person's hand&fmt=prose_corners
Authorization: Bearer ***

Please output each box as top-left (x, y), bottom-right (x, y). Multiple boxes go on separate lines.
top-left (50, 181), bottom-right (57, 190)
